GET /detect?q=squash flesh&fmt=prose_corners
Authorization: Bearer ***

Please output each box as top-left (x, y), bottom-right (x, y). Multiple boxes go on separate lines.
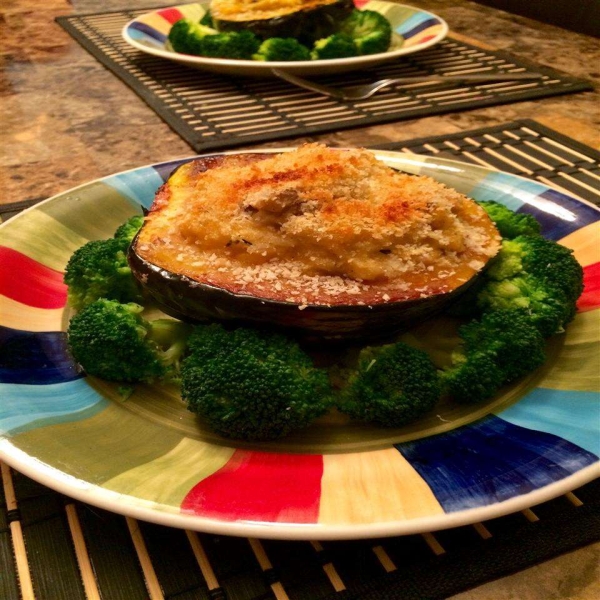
top-left (133, 146), bottom-right (501, 307)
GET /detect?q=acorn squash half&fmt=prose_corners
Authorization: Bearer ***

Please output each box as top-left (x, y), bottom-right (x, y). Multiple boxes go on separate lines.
top-left (128, 147), bottom-right (501, 341)
top-left (209, 0), bottom-right (355, 45)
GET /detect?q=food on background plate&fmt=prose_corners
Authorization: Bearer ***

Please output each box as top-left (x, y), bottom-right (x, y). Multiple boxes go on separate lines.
top-left (167, 1), bottom-right (396, 61)
top-left (64, 147), bottom-right (584, 441)
top-left (209, 0), bottom-right (354, 44)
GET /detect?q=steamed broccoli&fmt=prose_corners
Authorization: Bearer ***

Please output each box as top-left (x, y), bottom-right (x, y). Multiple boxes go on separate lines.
top-left (311, 34), bottom-right (357, 60)
top-left (168, 18), bottom-right (259, 59)
top-left (68, 299), bottom-right (191, 383)
top-left (200, 10), bottom-right (214, 28)
top-left (64, 237), bottom-right (142, 310)
top-left (113, 215), bottom-right (144, 243)
top-left (253, 37), bottom-right (311, 61)
top-left (499, 235), bottom-right (583, 304)
top-left (168, 18), bottom-right (217, 55)
top-left (478, 277), bottom-right (574, 338)
top-left (338, 9), bottom-right (392, 55)
top-left (477, 201), bottom-right (541, 239)
top-left (200, 30), bottom-right (261, 60)
top-left (338, 342), bottom-right (441, 427)
top-left (479, 235), bottom-right (584, 335)
top-left (181, 324), bottom-right (332, 440)
top-left (441, 310), bottom-right (546, 403)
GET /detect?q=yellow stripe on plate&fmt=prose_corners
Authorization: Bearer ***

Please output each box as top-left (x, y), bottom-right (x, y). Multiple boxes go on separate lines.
top-left (0, 295), bottom-right (65, 332)
top-left (559, 221), bottom-right (600, 267)
top-left (536, 309), bottom-right (600, 392)
top-left (103, 437), bottom-right (234, 507)
top-left (137, 13), bottom-right (175, 35)
top-left (177, 3), bottom-right (205, 21)
top-left (320, 448), bottom-right (443, 525)
top-left (0, 209), bottom-right (88, 271)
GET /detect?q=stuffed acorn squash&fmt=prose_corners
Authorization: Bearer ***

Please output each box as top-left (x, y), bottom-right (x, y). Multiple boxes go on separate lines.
top-left (209, 0), bottom-right (355, 44)
top-left (129, 145), bottom-right (501, 340)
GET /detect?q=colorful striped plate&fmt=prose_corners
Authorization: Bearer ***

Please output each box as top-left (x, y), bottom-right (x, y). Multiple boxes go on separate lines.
top-left (122, 1), bottom-right (448, 76)
top-left (1, 150), bottom-right (599, 540)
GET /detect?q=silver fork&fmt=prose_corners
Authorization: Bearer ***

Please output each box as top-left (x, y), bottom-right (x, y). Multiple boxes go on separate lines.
top-left (271, 69), bottom-right (543, 101)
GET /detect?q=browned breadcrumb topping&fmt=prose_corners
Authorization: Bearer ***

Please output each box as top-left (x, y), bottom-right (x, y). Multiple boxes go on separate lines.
top-left (136, 144), bottom-right (501, 306)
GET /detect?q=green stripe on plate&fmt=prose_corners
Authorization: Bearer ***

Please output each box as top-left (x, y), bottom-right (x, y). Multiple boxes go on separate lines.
top-left (11, 400), bottom-right (185, 486)
top-left (536, 309), bottom-right (600, 392)
top-left (103, 437), bottom-right (235, 507)
top-left (37, 182), bottom-right (142, 245)
top-left (0, 209), bottom-right (89, 271)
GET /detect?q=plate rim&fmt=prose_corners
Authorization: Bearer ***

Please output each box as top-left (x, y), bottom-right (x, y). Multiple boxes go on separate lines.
top-left (1, 441), bottom-right (598, 540)
top-left (1, 148), bottom-right (598, 540)
top-left (120, 1), bottom-right (449, 72)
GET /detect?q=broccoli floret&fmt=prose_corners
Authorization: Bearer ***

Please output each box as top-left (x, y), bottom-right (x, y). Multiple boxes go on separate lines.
top-left (338, 9), bottom-right (392, 55)
top-left (446, 312), bottom-right (546, 402)
top-left (168, 18), bottom-right (218, 55)
top-left (477, 201), bottom-right (541, 239)
top-left (499, 235), bottom-right (583, 304)
top-left (113, 215), bottom-right (144, 243)
top-left (68, 299), bottom-right (191, 383)
top-left (442, 351), bottom-right (505, 405)
top-left (311, 34), bottom-right (358, 60)
top-left (478, 235), bottom-right (584, 335)
top-left (200, 30), bottom-right (260, 59)
top-left (181, 324), bottom-right (332, 441)
top-left (253, 37), bottom-right (311, 61)
top-left (478, 276), bottom-right (573, 337)
top-left (64, 238), bottom-right (142, 310)
top-left (442, 310), bottom-right (546, 403)
top-left (448, 231), bottom-right (583, 334)
top-left (338, 343), bottom-right (440, 427)
top-left (200, 10), bottom-right (214, 28)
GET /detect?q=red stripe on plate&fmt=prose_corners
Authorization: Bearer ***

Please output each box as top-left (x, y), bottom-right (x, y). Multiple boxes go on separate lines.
top-left (0, 246), bottom-right (67, 309)
top-left (157, 8), bottom-right (184, 24)
top-left (577, 262), bottom-right (600, 312)
top-left (353, 0), bottom-right (370, 7)
top-left (181, 450), bottom-right (323, 523)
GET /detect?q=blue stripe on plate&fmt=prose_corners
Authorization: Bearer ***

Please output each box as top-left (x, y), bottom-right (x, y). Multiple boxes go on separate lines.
top-left (497, 387), bottom-right (600, 457)
top-left (468, 172), bottom-right (541, 211)
top-left (0, 378), bottom-right (108, 436)
top-left (529, 189), bottom-right (600, 241)
top-left (153, 159), bottom-right (195, 183)
top-left (396, 414), bottom-right (597, 512)
top-left (0, 327), bottom-right (81, 385)
top-left (468, 172), bottom-right (600, 240)
top-left (103, 167), bottom-right (165, 209)
top-left (127, 22), bottom-right (167, 44)
top-left (395, 14), bottom-right (439, 37)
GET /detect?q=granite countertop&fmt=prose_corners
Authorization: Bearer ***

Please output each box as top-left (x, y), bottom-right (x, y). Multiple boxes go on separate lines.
top-left (1, 1), bottom-right (599, 598)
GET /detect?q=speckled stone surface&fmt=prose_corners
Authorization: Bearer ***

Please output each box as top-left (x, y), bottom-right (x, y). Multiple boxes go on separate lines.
top-left (1, 2), bottom-right (599, 597)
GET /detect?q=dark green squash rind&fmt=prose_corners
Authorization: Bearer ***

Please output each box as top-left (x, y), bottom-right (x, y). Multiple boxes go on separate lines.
top-left (128, 243), bottom-right (481, 342)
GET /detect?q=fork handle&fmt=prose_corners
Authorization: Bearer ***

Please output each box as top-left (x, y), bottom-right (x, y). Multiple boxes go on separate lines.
top-left (376, 73), bottom-right (542, 85)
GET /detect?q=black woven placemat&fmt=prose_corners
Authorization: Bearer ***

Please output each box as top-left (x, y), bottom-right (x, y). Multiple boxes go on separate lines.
top-left (1, 120), bottom-right (599, 599)
top-left (55, 8), bottom-right (593, 154)
top-left (375, 118), bottom-right (600, 206)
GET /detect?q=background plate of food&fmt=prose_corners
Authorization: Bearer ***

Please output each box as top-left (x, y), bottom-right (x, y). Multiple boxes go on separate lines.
top-left (122, 0), bottom-right (449, 76)
top-left (0, 148), bottom-right (598, 540)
